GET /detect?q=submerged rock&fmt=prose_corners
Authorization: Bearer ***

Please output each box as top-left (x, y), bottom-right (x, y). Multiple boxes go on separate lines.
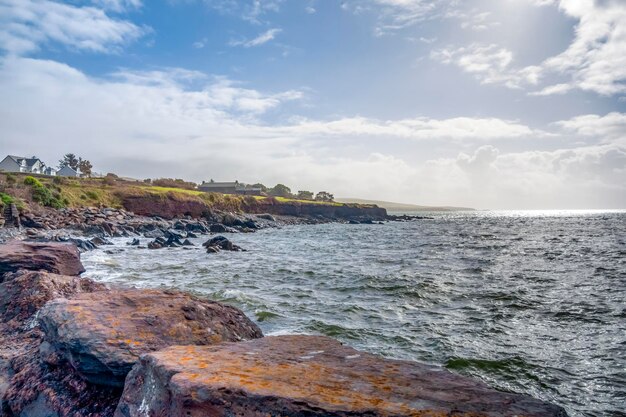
top-left (116, 335), bottom-right (568, 417)
top-left (0, 241), bottom-right (85, 276)
top-left (39, 288), bottom-right (263, 387)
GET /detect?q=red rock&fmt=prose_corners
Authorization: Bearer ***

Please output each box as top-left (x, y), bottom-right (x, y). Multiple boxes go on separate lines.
top-left (0, 271), bottom-right (117, 417)
top-left (116, 335), bottom-right (568, 417)
top-left (0, 241), bottom-right (85, 276)
top-left (0, 270), bottom-right (106, 330)
top-left (39, 288), bottom-right (263, 387)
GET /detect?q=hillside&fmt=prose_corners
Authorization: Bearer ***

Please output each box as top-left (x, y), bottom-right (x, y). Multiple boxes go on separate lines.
top-left (0, 173), bottom-right (387, 221)
top-left (335, 198), bottom-right (474, 212)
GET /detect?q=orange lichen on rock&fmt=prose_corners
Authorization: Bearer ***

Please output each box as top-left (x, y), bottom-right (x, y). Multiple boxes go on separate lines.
top-left (115, 336), bottom-right (568, 417)
top-left (38, 288), bottom-right (263, 387)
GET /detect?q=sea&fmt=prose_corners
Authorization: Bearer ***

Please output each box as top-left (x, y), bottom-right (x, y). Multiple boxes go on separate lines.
top-left (82, 210), bottom-right (626, 417)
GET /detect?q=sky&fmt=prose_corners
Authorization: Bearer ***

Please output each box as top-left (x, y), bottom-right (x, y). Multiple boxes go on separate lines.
top-left (0, 0), bottom-right (625, 209)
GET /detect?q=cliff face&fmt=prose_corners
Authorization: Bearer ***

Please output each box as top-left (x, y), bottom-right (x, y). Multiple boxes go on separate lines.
top-left (119, 191), bottom-right (388, 221)
top-left (248, 199), bottom-right (388, 220)
top-left (118, 193), bottom-right (210, 219)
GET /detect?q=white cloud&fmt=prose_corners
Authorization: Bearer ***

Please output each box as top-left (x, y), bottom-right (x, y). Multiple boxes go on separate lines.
top-left (540, 0), bottom-right (626, 96)
top-left (431, 44), bottom-right (541, 89)
top-left (431, 0), bottom-right (626, 96)
top-left (192, 38), bottom-right (207, 49)
top-left (556, 112), bottom-right (626, 144)
top-left (276, 116), bottom-right (538, 141)
top-left (1, 56), bottom-right (624, 208)
top-left (0, 0), bottom-right (147, 54)
top-left (91, 0), bottom-right (142, 12)
top-left (229, 28), bottom-right (282, 47)
top-left (201, 0), bottom-right (283, 24)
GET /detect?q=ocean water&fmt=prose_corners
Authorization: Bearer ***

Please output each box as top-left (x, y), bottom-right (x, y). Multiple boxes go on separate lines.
top-left (82, 210), bottom-right (626, 417)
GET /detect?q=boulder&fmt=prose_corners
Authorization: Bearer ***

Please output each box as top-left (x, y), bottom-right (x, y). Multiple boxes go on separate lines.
top-left (0, 271), bottom-right (106, 329)
top-left (256, 213), bottom-right (276, 221)
top-left (116, 335), bottom-right (568, 417)
top-left (203, 235), bottom-right (243, 252)
top-left (0, 271), bottom-right (118, 417)
top-left (209, 223), bottom-right (228, 233)
top-left (115, 336), bottom-right (567, 417)
top-left (39, 288), bottom-right (263, 387)
top-left (0, 241), bottom-right (85, 276)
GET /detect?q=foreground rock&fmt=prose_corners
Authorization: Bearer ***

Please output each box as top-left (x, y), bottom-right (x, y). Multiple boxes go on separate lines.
top-left (39, 288), bottom-right (263, 387)
top-left (0, 271), bottom-right (106, 331)
top-left (117, 335), bottom-right (568, 417)
top-left (0, 271), bottom-right (117, 417)
top-left (0, 241), bottom-right (85, 276)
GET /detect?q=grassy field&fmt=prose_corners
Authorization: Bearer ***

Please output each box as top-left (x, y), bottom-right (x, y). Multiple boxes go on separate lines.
top-left (0, 172), bottom-right (358, 212)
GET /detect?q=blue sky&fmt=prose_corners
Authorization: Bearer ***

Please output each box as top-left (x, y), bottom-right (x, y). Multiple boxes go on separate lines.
top-left (0, 0), bottom-right (625, 208)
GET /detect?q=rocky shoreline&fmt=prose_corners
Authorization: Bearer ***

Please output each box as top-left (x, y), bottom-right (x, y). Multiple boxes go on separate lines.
top-left (0, 239), bottom-right (570, 416)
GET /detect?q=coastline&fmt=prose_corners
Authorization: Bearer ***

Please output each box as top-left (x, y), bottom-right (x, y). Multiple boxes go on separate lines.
top-left (0, 237), bottom-right (570, 416)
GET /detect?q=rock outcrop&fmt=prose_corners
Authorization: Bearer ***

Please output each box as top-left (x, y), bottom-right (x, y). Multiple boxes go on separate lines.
top-left (0, 271), bottom-right (105, 330)
top-left (0, 270), bottom-right (116, 417)
top-left (203, 235), bottom-right (244, 252)
top-left (116, 335), bottom-right (568, 417)
top-left (38, 288), bottom-right (263, 387)
top-left (0, 241), bottom-right (85, 276)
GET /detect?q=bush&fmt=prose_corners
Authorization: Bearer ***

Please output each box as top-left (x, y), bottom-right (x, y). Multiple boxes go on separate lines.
top-left (24, 178), bottom-right (65, 208)
top-left (24, 176), bottom-right (42, 187)
top-left (53, 176), bottom-right (66, 185)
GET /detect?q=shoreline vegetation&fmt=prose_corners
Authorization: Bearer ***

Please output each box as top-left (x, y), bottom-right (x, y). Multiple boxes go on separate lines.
top-left (0, 171), bottom-right (569, 416)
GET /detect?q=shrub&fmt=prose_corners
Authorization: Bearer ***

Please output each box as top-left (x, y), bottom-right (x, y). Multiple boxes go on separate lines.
top-left (24, 176), bottom-right (42, 187)
top-left (53, 176), bottom-right (66, 185)
top-left (0, 192), bottom-right (14, 210)
top-left (24, 178), bottom-right (65, 208)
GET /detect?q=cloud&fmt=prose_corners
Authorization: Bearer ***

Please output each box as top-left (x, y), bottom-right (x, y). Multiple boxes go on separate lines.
top-left (201, 0), bottom-right (283, 24)
top-left (91, 0), bottom-right (142, 12)
top-left (0, 56), bottom-right (623, 208)
top-left (431, 0), bottom-right (626, 97)
top-left (193, 38), bottom-right (207, 49)
top-left (539, 0), bottom-right (626, 96)
top-left (229, 28), bottom-right (282, 47)
top-left (0, 0), bottom-right (148, 55)
top-left (421, 144), bottom-right (626, 209)
top-left (275, 116), bottom-right (538, 141)
top-left (341, 0), bottom-right (444, 36)
top-left (431, 43), bottom-right (542, 89)
top-left (556, 112), bottom-right (626, 143)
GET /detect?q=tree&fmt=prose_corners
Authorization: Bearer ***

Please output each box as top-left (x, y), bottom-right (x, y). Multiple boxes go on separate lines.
top-left (268, 184), bottom-right (292, 198)
top-left (78, 158), bottom-right (93, 177)
top-left (250, 183), bottom-right (268, 192)
top-left (297, 190), bottom-right (314, 200)
top-left (59, 153), bottom-right (79, 170)
top-left (315, 191), bottom-right (334, 202)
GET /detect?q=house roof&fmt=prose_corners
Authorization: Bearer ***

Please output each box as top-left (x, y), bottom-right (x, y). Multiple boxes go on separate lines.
top-left (199, 182), bottom-right (240, 188)
top-left (57, 166), bottom-right (78, 173)
top-left (6, 155), bottom-right (44, 167)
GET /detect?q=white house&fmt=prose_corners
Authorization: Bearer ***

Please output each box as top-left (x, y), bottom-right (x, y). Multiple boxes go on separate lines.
top-left (0, 155), bottom-right (48, 174)
top-left (56, 166), bottom-right (79, 177)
